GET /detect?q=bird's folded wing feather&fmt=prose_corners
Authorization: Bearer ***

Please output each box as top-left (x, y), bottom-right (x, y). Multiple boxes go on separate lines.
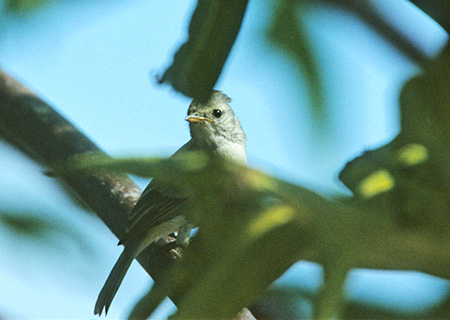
top-left (121, 140), bottom-right (194, 244)
top-left (124, 182), bottom-right (186, 241)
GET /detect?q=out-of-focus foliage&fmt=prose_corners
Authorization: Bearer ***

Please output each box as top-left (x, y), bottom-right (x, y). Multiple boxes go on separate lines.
top-left (409, 0), bottom-right (450, 32)
top-left (258, 284), bottom-right (450, 319)
top-left (67, 151), bottom-right (363, 319)
top-left (267, 0), bottom-right (325, 119)
top-left (0, 211), bottom-right (52, 238)
top-left (3, 0), bottom-right (53, 14)
top-left (340, 137), bottom-right (450, 225)
top-left (64, 69), bottom-right (450, 316)
top-left (251, 286), bottom-right (311, 319)
top-left (160, 0), bottom-right (249, 102)
top-left (340, 45), bottom-right (450, 229)
top-left (400, 46), bottom-right (450, 148)
top-left (0, 209), bottom-right (93, 254)
top-left (3, 0), bottom-right (450, 319)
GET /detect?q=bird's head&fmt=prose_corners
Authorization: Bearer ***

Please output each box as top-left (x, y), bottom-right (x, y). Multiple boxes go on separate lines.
top-left (186, 91), bottom-right (246, 146)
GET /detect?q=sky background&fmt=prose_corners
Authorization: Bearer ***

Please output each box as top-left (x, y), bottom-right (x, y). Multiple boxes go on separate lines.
top-left (0, 0), bottom-right (449, 318)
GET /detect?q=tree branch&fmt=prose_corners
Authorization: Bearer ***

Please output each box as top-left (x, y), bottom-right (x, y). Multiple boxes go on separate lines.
top-left (320, 0), bottom-right (433, 65)
top-left (409, 0), bottom-right (450, 33)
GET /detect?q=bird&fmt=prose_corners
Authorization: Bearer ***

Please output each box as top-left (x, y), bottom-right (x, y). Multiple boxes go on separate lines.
top-left (94, 91), bottom-right (247, 315)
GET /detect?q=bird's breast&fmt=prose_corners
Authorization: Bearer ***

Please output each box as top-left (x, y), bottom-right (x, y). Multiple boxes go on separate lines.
top-left (215, 142), bottom-right (247, 165)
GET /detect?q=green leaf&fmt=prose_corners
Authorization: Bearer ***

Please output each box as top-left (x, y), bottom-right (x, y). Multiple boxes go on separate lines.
top-left (267, 0), bottom-right (325, 120)
top-left (159, 0), bottom-right (249, 102)
top-left (116, 157), bottom-right (355, 319)
top-left (252, 286), bottom-right (310, 319)
top-left (0, 211), bottom-right (51, 237)
top-left (66, 154), bottom-right (357, 319)
top-left (4, 0), bottom-right (53, 14)
top-left (60, 151), bottom-right (210, 181)
top-left (0, 210), bottom-right (94, 255)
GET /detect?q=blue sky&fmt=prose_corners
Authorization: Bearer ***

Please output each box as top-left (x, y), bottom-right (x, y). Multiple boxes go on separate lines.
top-left (0, 0), bottom-right (449, 318)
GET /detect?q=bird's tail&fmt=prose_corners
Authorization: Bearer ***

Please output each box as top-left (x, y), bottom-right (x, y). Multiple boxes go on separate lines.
top-left (94, 245), bottom-right (139, 316)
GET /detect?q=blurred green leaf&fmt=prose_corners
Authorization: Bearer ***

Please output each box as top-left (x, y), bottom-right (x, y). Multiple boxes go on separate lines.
top-left (159, 0), bottom-right (249, 102)
top-left (267, 0), bottom-right (325, 120)
top-left (339, 136), bottom-right (450, 226)
top-left (4, 0), bottom-right (53, 14)
top-left (0, 210), bottom-right (94, 256)
top-left (401, 46), bottom-right (450, 147)
top-left (340, 44), bottom-right (450, 227)
top-left (255, 283), bottom-right (450, 320)
top-left (69, 153), bottom-right (359, 319)
top-left (60, 153), bottom-right (166, 178)
top-left (0, 211), bottom-right (51, 237)
top-left (59, 151), bottom-right (211, 190)
top-left (127, 280), bottom-right (168, 320)
top-left (171, 204), bottom-right (305, 319)
top-left (252, 286), bottom-right (311, 319)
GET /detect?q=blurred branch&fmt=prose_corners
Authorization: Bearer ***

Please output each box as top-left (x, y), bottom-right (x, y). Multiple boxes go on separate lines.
top-left (409, 0), bottom-right (450, 33)
top-left (266, 0), bottom-right (437, 126)
top-left (267, 0), bottom-right (326, 120)
top-left (0, 69), bottom-right (256, 320)
top-left (320, 0), bottom-right (432, 65)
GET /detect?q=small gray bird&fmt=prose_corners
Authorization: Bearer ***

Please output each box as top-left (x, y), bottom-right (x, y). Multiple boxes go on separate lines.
top-left (94, 91), bottom-right (247, 315)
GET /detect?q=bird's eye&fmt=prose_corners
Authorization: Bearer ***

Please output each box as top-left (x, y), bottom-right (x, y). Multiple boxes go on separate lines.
top-left (212, 109), bottom-right (222, 118)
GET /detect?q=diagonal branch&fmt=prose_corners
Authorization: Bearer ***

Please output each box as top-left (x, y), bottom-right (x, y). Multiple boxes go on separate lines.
top-left (321, 0), bottom-right (432, 65)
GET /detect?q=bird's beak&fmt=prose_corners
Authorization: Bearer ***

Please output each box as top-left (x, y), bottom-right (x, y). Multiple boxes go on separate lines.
top-left (185, 115), bottom-right (213, 123)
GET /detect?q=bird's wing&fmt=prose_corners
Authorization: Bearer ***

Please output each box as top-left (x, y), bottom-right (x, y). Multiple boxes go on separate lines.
top-left (123, 182), bottom-right (186, 241)
top-left (121, 141), bottom-right (194, 244)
